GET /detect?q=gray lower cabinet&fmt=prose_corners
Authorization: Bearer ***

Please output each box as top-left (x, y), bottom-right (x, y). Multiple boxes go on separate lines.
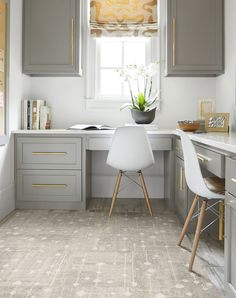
top-left (166, 0), bottom-right (224, 76)
top-left (23, 0), bottom-right (82, 76)
top-left (225, 158), bottom-right (236, 298)
top-left (175, 156), bottom-right (188, 223)
top-left (15, 136), bottom-right (84, 209)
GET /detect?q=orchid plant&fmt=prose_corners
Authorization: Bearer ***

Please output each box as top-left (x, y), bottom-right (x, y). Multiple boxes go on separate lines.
top-left (117, 62), bottom-right (160, 112)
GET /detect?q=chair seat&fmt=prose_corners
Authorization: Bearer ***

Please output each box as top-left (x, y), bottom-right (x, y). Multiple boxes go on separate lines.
top-left (203, 177), bottom-right (225, 195)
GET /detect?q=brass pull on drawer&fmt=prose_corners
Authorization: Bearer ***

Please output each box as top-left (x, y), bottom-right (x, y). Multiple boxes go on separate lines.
top-left (197, 153), bottom-right (211, 162)
top-left (32, 152), bottom-right (67, 155)
top-left (32, 184), bottom-right (68, 188)
top-left (231, 178), bottom-right (236, 184)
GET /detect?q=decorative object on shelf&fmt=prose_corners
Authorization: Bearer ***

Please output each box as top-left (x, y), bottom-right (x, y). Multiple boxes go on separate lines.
top-left (118, 62), bottom-right (160, 124)
top-left (178, 120), bottom-right (200, 132)
top-left (205, 113), bottom-right (230, 132)
top-left (198, 99), bottom-right (215, 120)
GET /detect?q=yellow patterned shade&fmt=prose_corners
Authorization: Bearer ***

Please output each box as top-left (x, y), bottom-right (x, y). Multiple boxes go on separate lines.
top-left (90, 0), bottom-right (158, 37)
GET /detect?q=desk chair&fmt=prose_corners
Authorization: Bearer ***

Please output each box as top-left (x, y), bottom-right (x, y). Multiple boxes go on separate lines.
top-left (106, 126), bottom-right (155, 217)
top-left (176, 129), bottom-right (225, 272)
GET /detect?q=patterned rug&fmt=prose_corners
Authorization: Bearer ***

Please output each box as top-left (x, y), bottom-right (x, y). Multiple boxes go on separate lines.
top-left (0, 199), bottom-right (220, 298)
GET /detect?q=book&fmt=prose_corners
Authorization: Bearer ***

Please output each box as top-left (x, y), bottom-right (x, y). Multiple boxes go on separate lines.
top-left (39, 105), bottom-right (51, 130)
top-left (68, 124), bottom-right (114, 130)
top-left (22, 99), bottom-right (46, 130)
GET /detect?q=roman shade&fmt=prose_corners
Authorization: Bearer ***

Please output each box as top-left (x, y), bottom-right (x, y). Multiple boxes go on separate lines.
top-left (90, 0), bottom-right (158, 37)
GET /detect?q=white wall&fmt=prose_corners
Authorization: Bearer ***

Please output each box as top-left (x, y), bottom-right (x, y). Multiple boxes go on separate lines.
top-left (216, 0), bottom-right (236, 131)
top-left (0, 0), bottom-right (30, 220)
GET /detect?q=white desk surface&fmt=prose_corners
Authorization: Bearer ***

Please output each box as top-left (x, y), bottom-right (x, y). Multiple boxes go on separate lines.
top-left (13, 129), bottom-right (236, 154)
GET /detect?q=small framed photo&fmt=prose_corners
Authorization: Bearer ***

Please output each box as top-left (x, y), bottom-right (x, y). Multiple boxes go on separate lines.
top-left (205, 113), bottom-right (230, 132)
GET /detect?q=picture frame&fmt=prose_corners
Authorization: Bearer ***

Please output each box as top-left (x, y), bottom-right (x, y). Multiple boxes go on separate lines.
top-left (198, 99), bottom-right (215, 120)
top-left (205, 113), bottom-right (230, 132)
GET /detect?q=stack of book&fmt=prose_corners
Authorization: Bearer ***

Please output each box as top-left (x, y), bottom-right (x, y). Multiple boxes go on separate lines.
top-left (22, 99), bottom-right (51, 130)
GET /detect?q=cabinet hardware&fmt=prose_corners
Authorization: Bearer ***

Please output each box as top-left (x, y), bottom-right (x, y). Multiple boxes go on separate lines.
top-left (231, 178), bottom-right (236, 184)
top-left (219, 200), bottom-right (224, 241)
top-left (172, 17), bottom-right (176, 66)
top-left (32, 152), bottom-right (67, 155)
top-left (180, 166), bottom-right (184, 191)
top-left (71, 18), bottom-right (74, 65)
top-left (32, 184), bottom-right (67, 188)
top-left (197, 153), bottom-right (211, 162)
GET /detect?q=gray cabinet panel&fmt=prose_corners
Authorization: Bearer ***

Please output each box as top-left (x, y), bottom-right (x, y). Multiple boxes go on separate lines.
top-left (166, 0), bottom-right (223, 76)
top-left (194, 144), bottom-right (225, 178)
top-left (16, 137), bottom-right (82, 169)
top-left (17, 169), bottom-right (82, 202)
top-left (225, 193), bottom-right (236, 298)
top-left (226, 158), bottom-right (236, 197)
top-left (23, 0), bottom-right (82, 76)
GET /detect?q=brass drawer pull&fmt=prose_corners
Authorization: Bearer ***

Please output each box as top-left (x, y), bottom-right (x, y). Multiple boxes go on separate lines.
top-left (197, 153), bottom-right (211, 162)
top-left (172, 17), bottom-right (176, 66)
top-left (32, 184), bottom-right (67, 188)
top-left (231, 178), bottom-right (236, 184)
top-left (32, 152), bottom-right (67, 155)
top-left (180, 166), bottom-right (184, 191)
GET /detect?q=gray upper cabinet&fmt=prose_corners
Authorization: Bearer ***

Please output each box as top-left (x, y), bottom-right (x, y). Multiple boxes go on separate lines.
top-left (23, 0), bottom-right (82, 76)
top-left (166, 0), bottom-right (224, 76)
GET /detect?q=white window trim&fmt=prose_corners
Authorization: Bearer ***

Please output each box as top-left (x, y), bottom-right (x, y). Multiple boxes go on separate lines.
top-left (84, 0), bottom-right (162, 110)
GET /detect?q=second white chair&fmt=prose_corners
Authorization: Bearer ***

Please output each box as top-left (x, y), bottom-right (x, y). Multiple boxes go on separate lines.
top-left (106, 126), bottom-right (155, 217)
top-left (176, 129), bottom-right (225, 271)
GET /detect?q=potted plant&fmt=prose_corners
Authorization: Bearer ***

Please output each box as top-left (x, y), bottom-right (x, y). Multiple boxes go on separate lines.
top-left (118, 62), bottom-right (160, 124)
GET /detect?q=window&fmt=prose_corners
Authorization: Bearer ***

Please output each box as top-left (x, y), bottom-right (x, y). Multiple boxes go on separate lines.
top-left (96, 38), bottom-right (150, 99)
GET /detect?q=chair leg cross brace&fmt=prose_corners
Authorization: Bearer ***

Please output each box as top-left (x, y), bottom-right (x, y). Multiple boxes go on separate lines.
top-left (177, 195), bottom-right (224, 272)
top-left (108, 170), bottom-right (153, 217)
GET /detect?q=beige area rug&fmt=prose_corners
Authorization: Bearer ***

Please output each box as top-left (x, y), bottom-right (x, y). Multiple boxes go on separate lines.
top-left (0, 200), bottom-right (220, 298)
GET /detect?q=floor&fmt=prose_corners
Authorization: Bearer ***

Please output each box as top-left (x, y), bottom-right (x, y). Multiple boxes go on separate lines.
top-left (0, 199), bottom-right (224, 298)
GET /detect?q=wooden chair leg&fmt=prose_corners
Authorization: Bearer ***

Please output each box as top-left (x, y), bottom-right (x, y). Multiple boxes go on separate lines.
top-left (177, 194), bottom-right (198, 246)
top-left (139, 171), bottom-right (153, 217)
top-left (109, 171), bottom-right (122, 217)
top-left (189, 200), bottom-right (207, 272)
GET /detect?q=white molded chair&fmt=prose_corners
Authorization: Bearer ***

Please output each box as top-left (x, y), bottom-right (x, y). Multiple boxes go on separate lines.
top-left (107, 126), bottom-right (155, 217)
top-left (176, 129), bottom-right (225, 271)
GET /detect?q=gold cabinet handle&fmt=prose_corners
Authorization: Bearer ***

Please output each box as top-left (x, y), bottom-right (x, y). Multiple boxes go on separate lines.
top-left (172, 17), bottom-right (176, 66)
top-left (32, 152), bottom-right (67, 155)
top-left (197, 153), bottom-right (211, 163)
top-left (71, 18), bottom-right (74, 65)
top-left (231, 178), bottom-right (236, 184)
top-left (32, 184), bottom-right (67, 188)
top-left (218, 200), bottom-right (224, 241)
top-left (180, 166), bottom-right (184, 191)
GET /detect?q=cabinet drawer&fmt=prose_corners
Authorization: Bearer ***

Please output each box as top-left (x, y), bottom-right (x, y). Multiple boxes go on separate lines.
top-left (175, 138), bottom-right (183, 159)
top-left (226, 158), bottom-right (236, 197)
top-left (88, 137), bottom-right (172, 151)
top-left (194, 145), bottom-right (225, 178)
top-left (149, 138), bottom-right (172, 151)
top-left (16, 170), bottom-right (81, 202)
top-left (88, 138), bottom-right (112, 151)
top-left (16, 138), bottom-right (82, 169)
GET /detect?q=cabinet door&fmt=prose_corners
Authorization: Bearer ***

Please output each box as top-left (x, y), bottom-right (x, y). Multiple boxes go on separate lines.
top-left (166, 0), bottom-right (223, 76)
top-left (23, 0), bottom-right (82, 76)
top-left (225, 193), bottom-right (236, 298)
top-left (175, 157), bottom-right (188, 223)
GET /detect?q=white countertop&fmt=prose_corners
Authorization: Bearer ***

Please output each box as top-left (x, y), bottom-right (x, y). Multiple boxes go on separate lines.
top-left (12, 129), bottom-right (236, 155)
